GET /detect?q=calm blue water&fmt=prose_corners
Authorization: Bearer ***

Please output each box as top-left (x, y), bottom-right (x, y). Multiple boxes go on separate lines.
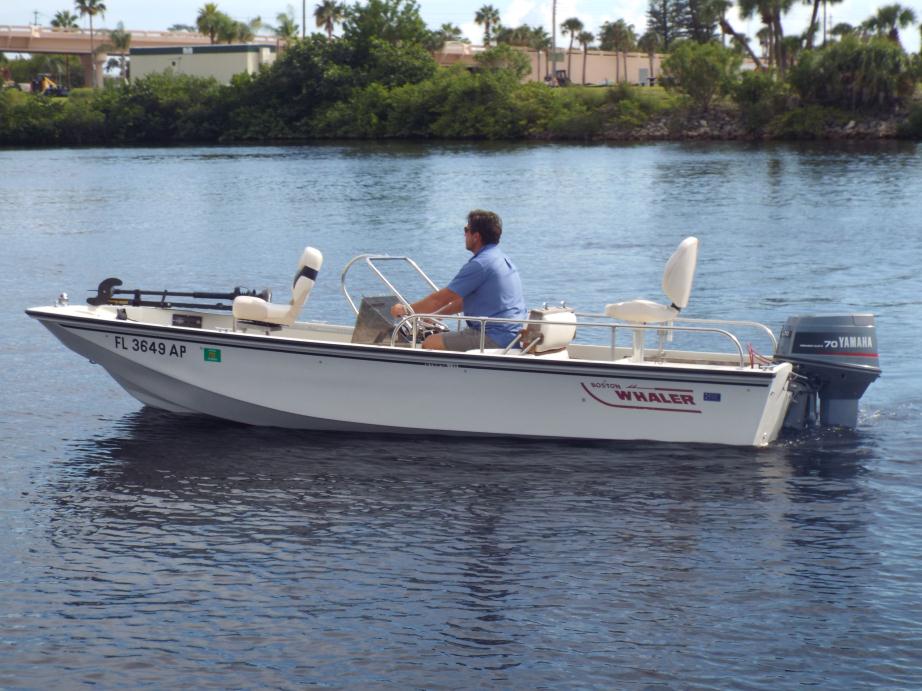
top-left (2, 142), bottom-right (921, 687)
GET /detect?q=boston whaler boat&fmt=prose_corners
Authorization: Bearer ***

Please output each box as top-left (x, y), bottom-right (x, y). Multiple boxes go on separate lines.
top-left (26, 238), bottom-right (880, 447)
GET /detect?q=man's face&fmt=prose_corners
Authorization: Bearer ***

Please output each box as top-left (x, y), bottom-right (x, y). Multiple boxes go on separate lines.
top-left (464, 225), bottom-right (477, 252)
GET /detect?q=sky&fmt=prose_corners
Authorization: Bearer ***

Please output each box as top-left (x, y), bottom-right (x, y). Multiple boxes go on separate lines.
top-left (2, 0), bottom-right (919, 55)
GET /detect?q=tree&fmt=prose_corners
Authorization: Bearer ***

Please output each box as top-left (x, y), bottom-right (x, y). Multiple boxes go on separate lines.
top-left (274, 8), bottom-right (300, 43)
top-left (74, 0), bottom-right (106, 87)
top-left (560, 18), bottom-right (583, 80)
top-left (661, 40), bottom-right (742, 109)
top-left (862, 4), bottom-right (917, 46)
top-left (530, 26), bottom-right (551, 80)
top-left (737, 0), bottom-right (796, 76)
top-left (100, 21), bottom-right (131, 83)
top-left (50, 10), bottom-right (79, 31)
top-left (600, 20), bottom-right (636, 82)
top-left (168, 24), bottom-right (197, 32)
top-left (196, 4), bottom-right (226, 44)
top-left (718, 16), bottom-right (764, 68)
top-left (637, 30), bottom-right (661, 84)
top-left (577, 30), bottom-right (594, 84)
top-left (789, 35), bottom-right (916, 110)
top-left (475, 5), bottom-right (501, 46)
top-left (439, 23), bottom-right (464, 42)
top-left (678, 0), bottom-right (726, 43)
top-left (315, 0), bottom-right (346, 40)
top-left (646, 0), bottom-right (682, 51)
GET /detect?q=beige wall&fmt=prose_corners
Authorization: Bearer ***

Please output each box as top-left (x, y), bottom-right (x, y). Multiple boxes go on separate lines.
top-left (436, 42), bottom-right (665, 86)
top-left (131, 47), bottom-right (275, 84)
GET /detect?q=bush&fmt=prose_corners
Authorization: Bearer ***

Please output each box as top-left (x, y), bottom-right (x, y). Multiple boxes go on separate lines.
top-left (661, 41), bottom-right (742, 111)
top-left (767, 105), bottom-right (848, 140)
top-left (897, 101), bottom-right (922, 139)
top-left (789, 36), bottom-right (916, 111)
top-left (732, 70), bottom-right (790, 132)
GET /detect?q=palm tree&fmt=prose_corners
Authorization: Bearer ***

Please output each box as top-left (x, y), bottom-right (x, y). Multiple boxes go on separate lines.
top-left (104, 21), bottom-right (131, 82)
top-left (637, 30), bottom-right (660, 85)
top-left (196, 3), bottom-right (224, 44)
top-left (530, 26), bottom-right (551, 80)
top-left (475, 5), bottom-right (501, 46)
top-left (600, 20), bottom-right (635, 82)
top-left (738, 0), bottom-right (795, 77)
top-left (74, 0), bottom-right (106, 87)
top-left (50, 10), bottom-right (79, 31)
top-left (314, 0), bottom-right (345, 40)
top-left (439, 23), bottom-right (464, 42)
top-left (273, 6), bottom-right (299, 44)
top-left (862, 4), bottom-right (916, 45)
top-left (560, 18), bottom-right (583, 81)
top-left (576, 30), bottom-right (593, 84)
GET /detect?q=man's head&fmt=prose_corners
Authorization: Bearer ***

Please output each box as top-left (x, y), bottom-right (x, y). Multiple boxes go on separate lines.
top-left (465, 210), bottom-right (502, 248)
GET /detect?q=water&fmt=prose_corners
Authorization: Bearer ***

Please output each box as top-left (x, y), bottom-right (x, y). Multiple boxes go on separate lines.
top-left (1, 142), bottom-right (921, 687)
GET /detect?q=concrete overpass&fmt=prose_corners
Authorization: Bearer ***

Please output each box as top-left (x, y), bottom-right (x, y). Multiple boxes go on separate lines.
top-left (1, 24), bottom-right (276, 86)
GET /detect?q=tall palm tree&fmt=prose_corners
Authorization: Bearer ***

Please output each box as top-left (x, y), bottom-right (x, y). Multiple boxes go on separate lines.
top-left (475, 5), bottom-right (500, 46)
top-left (196, 3), bottom-right (224, 44)
top-left (530, 26), bottom-right (551, 80)
top-left (105, 21), bottom-right (131, 82)
top-left (862, 4), bottom-right (916, 45)
top-left (74, 0), bottom-right (106, 87)
top-left (576, 30), bottom-right (593, 85)
top-left (637, 30), bottom-right (660, 85)
top-left (600, 20), bottom-right (635, 82)
top-left (274, 9), bottom-right (300, 46)
top-left (314, 0), bottom-right (345, 40)
top-left (51, 10), bottom-right (79, 31)
top-left (560, 18), bottom-right (583, 81)
top-left (738, 0), bottom-right (795, 76)
top-left (439, 23), bottom-right (464, 42)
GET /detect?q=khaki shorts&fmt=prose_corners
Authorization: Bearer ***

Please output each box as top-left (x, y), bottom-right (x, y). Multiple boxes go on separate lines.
top-left (441, 328), bottom-right (501, 352)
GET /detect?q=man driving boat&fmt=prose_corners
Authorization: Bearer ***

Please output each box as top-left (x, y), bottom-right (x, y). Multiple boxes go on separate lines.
top-left (390, 210), bottom-right (526, 350)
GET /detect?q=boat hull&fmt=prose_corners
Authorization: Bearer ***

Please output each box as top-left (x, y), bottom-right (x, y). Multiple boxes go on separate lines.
top-left (28, 307), bottom-right (793, 446)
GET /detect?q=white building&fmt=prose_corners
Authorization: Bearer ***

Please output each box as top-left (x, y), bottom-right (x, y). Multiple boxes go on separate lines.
top-left (130, 44), bottom-right (277, 84)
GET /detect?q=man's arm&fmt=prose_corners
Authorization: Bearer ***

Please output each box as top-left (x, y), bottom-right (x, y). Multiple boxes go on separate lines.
top-left (391, 287), bottom-right (461, 318)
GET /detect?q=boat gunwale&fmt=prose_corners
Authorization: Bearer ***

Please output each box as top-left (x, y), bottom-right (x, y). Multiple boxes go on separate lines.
top-left (26, 306), bottom-right (784, 388)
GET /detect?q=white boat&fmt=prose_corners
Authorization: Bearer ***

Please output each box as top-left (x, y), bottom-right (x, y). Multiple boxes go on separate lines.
top-left (26, 238), bottom-right (880, 447)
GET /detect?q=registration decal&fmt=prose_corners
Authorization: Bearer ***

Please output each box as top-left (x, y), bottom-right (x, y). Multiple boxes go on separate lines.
top-left (582, 381), bottom-right (702, 414)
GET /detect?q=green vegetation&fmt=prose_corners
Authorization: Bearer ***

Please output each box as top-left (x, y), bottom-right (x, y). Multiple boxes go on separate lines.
top-left (2, 0), bottom-right (922, 146)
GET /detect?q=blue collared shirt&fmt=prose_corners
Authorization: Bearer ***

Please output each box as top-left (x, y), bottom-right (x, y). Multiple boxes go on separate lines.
top-left (447, 244), bottom-right (526, 347)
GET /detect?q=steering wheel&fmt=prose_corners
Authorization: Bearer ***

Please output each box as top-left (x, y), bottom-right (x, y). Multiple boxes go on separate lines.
top-left (396, 311), bottom-right (451, 344)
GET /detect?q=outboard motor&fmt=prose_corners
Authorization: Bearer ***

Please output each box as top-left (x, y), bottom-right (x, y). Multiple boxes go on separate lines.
top-left (774, 314), bottom-right (881, 430)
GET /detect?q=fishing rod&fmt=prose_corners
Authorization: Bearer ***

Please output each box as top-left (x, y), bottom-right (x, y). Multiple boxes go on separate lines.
top-left (87, 277), bottom-right (271, 311)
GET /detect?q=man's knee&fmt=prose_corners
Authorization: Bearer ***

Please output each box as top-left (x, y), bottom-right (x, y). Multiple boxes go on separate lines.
top-left (421, 333), bottom-right (446, 350)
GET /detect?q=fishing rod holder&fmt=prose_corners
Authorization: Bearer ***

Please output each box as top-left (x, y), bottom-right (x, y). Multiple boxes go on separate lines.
top-left (87, 277), bottom-right (271, 312)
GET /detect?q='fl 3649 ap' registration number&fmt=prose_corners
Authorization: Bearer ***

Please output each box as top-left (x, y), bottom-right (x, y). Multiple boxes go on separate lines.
top-left (113, 335), bottom-right (186, 358)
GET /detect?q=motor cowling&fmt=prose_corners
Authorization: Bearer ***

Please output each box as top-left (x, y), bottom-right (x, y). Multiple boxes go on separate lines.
top-left (774, 314), bottom-right (881, 429)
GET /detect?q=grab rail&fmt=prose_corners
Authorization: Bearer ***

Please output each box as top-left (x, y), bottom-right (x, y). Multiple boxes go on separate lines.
top-left (577, 313), bottom-right (777, 351)
top-left (390, 313), bottom-right (748, 366)
top-left (340, 254), bottom-right (439, 316)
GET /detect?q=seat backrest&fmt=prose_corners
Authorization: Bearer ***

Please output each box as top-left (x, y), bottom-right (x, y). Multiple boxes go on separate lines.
top-left (661, 237), bottom-right (698, 310)
top-left (291, 246), bottom-right (323, 311)
top-left (523, 307), bottom-right (577, 353)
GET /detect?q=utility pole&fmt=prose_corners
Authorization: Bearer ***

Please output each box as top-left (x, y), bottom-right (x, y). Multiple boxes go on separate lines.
top-left (551, 0), bottom-right (557, 82)
top-left (302, 0), bottom-right (306, 39)
top-left (32, 10), bottom-right (40, 25)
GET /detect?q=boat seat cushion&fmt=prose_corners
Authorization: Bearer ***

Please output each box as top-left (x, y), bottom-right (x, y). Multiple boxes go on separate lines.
top-left (604, 299), bottom-right (678, 324)
top-left (232, 246), bottom-right (322, 327)
top-left (233, 296), bottom-right (294, 325)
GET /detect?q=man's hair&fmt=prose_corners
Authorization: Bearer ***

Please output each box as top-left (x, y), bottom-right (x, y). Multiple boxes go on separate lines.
top-left (467, 210), bottom-right (502, 245)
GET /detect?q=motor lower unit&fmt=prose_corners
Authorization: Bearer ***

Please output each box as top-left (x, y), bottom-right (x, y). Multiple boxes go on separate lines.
top-left (774, 314), bottom-right (881, 430)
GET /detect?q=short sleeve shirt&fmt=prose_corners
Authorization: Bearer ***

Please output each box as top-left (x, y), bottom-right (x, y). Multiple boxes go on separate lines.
top-left (447, 244), bottom-right (526, 348)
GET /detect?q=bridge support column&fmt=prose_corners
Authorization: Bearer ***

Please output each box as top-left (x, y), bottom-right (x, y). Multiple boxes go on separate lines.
top-left (78, 52), bottom-right (108, 88)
